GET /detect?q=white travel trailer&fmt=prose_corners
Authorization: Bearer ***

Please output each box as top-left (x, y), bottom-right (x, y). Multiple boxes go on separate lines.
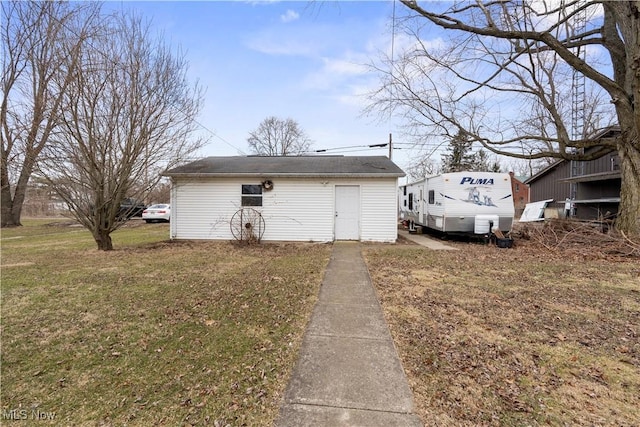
top-left (399, 172), bottom-right (515, 235)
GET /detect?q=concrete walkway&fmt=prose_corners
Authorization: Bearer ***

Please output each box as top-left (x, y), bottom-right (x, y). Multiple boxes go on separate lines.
top-left (398, 229), bottom-right (459, 250)
top-left (275, 242), bottom-right (423, 427)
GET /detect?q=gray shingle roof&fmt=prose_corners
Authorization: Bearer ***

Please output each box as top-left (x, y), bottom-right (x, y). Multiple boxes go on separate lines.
top-left (163, 156), bottom-right (405, 178)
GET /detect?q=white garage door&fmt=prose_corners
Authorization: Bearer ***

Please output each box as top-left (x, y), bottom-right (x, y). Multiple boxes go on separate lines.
top-left (334, 185), bottom-right (360, 240)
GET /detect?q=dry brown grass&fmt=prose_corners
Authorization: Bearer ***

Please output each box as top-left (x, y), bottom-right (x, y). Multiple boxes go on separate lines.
top-left (4, 219), bottom-right (639, 426)
top-left (364, 231), bottom-right (640, 426)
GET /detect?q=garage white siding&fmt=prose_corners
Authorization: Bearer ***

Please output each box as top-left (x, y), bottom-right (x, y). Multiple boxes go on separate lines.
top-left (170, 177), bottom-right (399, 242)
top-left (360, 179), bottom-right (399, 242)
top-left (260, 179), bottom-right (334, 242)
top-left (170, 178), bottom-right (240, 240)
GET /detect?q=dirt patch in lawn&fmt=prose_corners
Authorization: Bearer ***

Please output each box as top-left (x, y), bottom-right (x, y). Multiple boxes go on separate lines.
top-left (364, 225), bottom-right (639, 426)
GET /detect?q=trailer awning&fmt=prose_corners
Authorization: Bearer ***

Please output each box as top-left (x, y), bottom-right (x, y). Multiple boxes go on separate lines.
top-left (519, 199), bottom-right (553, 222)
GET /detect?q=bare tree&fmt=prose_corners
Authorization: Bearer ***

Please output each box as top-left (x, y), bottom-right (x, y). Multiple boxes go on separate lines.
top-left (38, 11), bottom-right (204, 250)
top-left (405, 156), bottom-right (437, 182)
top-left (1, 1), bottom-right (101, 227)
top-left (504, 157), bottom-right (555, 179)
top-left (247, 116), bottom-right (312, 156)
top-left (369, 1), bottom-right (640, 235)
top-left (147, 180), bottom-right (171, 205)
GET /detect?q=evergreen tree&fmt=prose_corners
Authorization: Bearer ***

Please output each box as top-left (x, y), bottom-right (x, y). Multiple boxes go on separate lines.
top-left (441, 131), bottom-right (502, 172)
top-left (476, 150), bottom-right (502, 172)
top-left (441, 130), bottom-right (478, 172)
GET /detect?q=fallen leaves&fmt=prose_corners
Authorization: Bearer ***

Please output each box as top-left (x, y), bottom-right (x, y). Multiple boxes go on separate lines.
top-left (364, 238), bottom-right (640, 426)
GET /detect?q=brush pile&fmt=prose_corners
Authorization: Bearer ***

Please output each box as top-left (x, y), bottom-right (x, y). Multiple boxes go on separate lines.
top-left (512, 219), bottom-right (640, 260)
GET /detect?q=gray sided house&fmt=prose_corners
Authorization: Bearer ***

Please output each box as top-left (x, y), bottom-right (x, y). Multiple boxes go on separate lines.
top-left (162, 156), bottom-right (405, 242)
top-left (525, 127), bottom-right (621, 220)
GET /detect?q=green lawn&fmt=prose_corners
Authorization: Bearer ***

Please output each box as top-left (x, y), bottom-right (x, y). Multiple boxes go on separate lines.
top-left (1, 220), bottom-right (331, 425)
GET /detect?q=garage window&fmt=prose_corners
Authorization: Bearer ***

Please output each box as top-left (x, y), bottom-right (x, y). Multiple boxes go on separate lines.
top-left (241, 185), bottom-right (262, 207)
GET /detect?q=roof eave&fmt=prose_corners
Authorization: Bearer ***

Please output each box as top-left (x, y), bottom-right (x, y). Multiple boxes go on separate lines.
top-left (163, 172), bottom-right (405, 179)
top-left (559, 171), bottom-right (621, 183)
top-left (524, 159), bottom-right (565, 184)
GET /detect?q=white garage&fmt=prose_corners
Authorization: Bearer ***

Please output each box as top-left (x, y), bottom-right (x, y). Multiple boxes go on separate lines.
top-left (162, 156), bottom-right (405, 243)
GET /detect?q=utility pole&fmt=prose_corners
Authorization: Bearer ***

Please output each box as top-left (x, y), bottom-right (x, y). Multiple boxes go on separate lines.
top-left (388, 133), bottom-right (392, 160)
top-left (566, 0), bottom-right (586, 218)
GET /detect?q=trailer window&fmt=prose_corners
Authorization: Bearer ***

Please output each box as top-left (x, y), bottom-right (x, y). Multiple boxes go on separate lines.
top-left (408, 193), bottom-right (413, 210)
top-left (428, 190), bottom-right (435, 204)
top-left (241, 184), bottom-right (262, 207)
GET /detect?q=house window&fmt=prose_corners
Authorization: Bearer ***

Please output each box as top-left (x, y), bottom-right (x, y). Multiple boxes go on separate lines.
top-left (428, 190), bottom-right (435, 204)
top-left (241, 184), bottom-right (262, 207)
top-left (515, 183), bottom-right (520, 192)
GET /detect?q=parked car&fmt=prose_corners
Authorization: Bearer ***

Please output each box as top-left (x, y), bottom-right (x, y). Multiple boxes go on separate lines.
top-left (142, 204), bottom-right (171, 223)
top-left (118, 198), bottom-right (146, 219)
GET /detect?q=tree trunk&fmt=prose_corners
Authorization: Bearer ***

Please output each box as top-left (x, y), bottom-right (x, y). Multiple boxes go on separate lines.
top-left (1, 153), bottom-right (21, 227)
top-left (616, 136), bottom-right (640, 237)
top-left (1, 182), bottom-right (27, 227)
top-left (1, 152), bottom-right (39, 227)
top-left (0, 186), bottom-right (16, 227)
top-left (93, 229), bottom-right (114, 251)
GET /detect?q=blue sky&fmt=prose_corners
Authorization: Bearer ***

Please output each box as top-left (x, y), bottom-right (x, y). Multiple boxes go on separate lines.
top-left (115, 1), bottom-right (412, 167)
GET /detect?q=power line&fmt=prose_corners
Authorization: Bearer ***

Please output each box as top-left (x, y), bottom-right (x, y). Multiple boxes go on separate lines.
top-left (307, 138), bottom-right (537, 159)
top-left (316, 147), bottom-right (390, 155)
top-left (193, 119), bottom-right (246, 155)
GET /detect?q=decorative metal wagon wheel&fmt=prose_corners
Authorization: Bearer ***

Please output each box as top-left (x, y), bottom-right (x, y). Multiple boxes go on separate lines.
top-left (230, 208), bottom-right (265, 243)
